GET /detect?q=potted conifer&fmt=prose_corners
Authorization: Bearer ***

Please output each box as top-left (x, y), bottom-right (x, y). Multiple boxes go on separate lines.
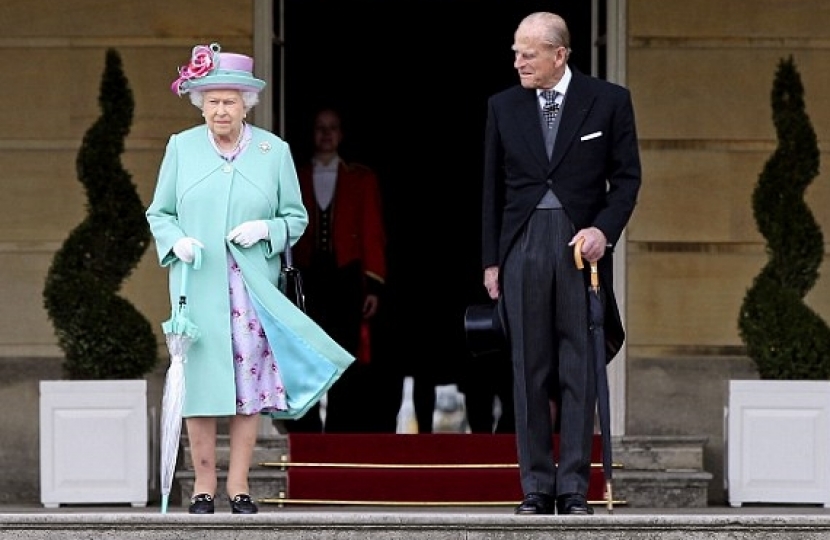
top-left (39, 48), bottom-right (157, 507)
top-left (728, 55), bottom-right (830, 508)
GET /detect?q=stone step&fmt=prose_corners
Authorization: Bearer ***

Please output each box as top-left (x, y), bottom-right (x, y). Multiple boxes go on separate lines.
top-left (614, 470), bottom-right (712, 508)
top-left (174, 469), bottom-right (285, 510)
top-left (181, 434), bottom-right (708, 471)
top-left (180, 434), bottom-right (287, 470)
top-left (615, 435), bottom-right (708, 471)
top-left (3, 512), bottom-right (830, 540)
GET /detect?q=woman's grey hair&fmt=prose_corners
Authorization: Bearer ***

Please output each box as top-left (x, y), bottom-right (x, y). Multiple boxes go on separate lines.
top-left (189, 90), bottom-right (260, 111)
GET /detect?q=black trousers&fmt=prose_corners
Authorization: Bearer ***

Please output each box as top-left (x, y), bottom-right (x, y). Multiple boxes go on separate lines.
top-left (503, 208), bottom-right (595, 497)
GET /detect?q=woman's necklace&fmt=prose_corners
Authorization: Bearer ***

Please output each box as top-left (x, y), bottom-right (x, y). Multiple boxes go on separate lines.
top-left (220, 125), bottom-right (245, 153)
top-left (212, 123), bottom-right (246, 161)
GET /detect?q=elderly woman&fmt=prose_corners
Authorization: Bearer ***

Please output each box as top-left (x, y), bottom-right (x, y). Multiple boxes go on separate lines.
top-left (147, 43), bottom-right (353, 515)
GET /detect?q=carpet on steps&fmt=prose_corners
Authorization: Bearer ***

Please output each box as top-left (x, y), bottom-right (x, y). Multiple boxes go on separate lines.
top-left (266, 433), bottom-right (613, 505)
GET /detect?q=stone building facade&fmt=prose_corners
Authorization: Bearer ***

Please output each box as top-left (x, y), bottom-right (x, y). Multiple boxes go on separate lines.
top-left (0, 0), bottom-right (828, 505)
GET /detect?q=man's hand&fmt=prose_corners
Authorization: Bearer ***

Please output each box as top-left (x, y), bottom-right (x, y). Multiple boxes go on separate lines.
top-left (484, 266), bottom-right (500, 300)
top-left (569, 227), bottom-right (608, 262)
top-left (362, 294), bottom-right (379, 319)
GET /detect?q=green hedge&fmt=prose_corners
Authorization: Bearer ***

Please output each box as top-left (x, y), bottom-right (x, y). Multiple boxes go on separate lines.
top-left (42, 49), bottom-right (157, 380)
top-left (737, 56), bottom-right (830, 380)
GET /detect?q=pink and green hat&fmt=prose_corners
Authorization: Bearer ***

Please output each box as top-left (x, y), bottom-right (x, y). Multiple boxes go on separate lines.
top-left (171, 43), bottom-right (266, 96)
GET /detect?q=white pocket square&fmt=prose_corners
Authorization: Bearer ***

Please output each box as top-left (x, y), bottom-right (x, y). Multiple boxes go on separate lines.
top-left (580, 131), bottom-right (602, 141)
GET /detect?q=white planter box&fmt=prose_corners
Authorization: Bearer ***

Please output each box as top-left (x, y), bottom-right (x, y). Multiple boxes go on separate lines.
top-left (726, 379), bottom-right (830, 508)
top-left (39, 379), bottom-right (148, 508)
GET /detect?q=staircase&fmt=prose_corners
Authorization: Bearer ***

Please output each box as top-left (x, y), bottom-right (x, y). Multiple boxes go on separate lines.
top-left (614, 435), bottom-right (712, 507)
top-left (176, 433), bottom-right (711, 510)
top-left (261, 433), bottom-right (616, 507)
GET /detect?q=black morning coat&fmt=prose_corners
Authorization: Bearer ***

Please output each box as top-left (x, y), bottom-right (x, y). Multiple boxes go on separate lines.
top-left (481, 67), bottom-right (642, 361)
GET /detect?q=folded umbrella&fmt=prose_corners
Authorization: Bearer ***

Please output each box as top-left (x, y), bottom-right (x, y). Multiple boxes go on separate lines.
top-left (574, 237), bottom-right (614, 513)
top-left (159, 245), bottom-right (202, 514)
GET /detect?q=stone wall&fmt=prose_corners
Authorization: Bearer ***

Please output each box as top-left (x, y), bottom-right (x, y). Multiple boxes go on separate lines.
top-left (0, 0), bottom-right (255, 505)
top-left (1, 0), bottom-right (829, 506)
top-left (625, 0), bottom-right (830, 505)
top-left (0, 0), bottom-right (256, 359)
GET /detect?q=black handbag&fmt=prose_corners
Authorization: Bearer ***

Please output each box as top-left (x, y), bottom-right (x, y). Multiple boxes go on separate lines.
top-left (279, 222), bottom-right (306, 312)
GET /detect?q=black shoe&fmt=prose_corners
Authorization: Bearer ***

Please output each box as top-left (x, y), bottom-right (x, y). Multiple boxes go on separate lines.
top-left (514, 492), bottom-right (555, 515)
top-left (230, 494), bottom-right (259, 514)
top-left (556, 493), bottom-right (594, 515)
top-left (188, 493), bottom-right (214, 514)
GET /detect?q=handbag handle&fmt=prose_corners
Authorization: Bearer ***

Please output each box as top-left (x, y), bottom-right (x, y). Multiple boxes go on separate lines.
top-left (282, 219), bottom-right (295, 268)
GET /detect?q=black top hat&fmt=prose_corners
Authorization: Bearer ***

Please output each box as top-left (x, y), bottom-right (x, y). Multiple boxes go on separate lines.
top-left (463, 301), bottom-right (507, 357)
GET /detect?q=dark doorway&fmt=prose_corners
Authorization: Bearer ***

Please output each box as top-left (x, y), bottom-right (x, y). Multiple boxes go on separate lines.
top-left (278, 1), bottom-right (593, 388)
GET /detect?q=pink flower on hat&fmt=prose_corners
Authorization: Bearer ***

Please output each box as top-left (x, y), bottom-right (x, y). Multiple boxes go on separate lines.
top-left (170, 43), bottom-right (220, 96)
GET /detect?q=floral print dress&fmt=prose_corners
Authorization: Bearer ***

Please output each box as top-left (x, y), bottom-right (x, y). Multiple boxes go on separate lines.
top-left (218, 125), bottom-right (287, 415)
top-left (228, 252), bottom-right (287, 414)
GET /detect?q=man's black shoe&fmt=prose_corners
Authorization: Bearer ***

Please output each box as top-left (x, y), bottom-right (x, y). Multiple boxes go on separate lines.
top-left (556, 493), bottom-right (594, 515)
top-left (514, 492), bottom-right (555, 515)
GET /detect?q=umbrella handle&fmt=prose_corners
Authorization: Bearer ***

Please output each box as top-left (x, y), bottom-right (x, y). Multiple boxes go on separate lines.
top-left (180, 244), bottom-right (202, 299)
top-left (573, 237), bottom-right (599, 290)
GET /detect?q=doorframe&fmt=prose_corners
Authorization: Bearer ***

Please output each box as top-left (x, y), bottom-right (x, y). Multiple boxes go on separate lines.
top-left (254, 0), bottom-right (279, 437)
top-left (253, 0), bottom-right (629, 436)
top-left (602, 0), bottom-right (629, 436)
top-left (253, 0), bottom-right (277, 134)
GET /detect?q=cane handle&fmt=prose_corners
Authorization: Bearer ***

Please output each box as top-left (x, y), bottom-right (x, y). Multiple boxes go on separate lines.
top-left (573, 237), bottom-right (599, 291)
top-left (574, 237), bottom-right (585, 269)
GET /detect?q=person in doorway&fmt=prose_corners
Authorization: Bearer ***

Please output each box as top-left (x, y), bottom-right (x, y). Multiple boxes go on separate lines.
top-left (282, 107), bottom-right (394, 433)
top-left (147, 44), bottom-right (353, 514)
top-left (481, 12), bottom-right (641, 515)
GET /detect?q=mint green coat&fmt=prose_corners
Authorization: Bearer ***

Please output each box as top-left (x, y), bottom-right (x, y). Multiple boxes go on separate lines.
top-left (146, 124), bottom-right (354, 418)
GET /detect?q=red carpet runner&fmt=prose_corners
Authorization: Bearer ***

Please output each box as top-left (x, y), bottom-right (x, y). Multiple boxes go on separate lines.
top-left (264, 433), bottom-right (611, 506)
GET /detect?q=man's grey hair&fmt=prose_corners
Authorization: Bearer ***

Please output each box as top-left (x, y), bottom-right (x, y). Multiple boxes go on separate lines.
top-left (521, 11), bottom-right (572, 54)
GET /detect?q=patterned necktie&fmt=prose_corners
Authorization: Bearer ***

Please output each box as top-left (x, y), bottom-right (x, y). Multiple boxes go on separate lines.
top-left (541, 90), bottom-right (559, 128)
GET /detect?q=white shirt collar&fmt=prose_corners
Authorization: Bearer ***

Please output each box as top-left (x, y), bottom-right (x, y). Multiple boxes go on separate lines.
top-left (538, 65), bottom-right (572, 98)
top-left (312, 155), bottom-right (340, 171)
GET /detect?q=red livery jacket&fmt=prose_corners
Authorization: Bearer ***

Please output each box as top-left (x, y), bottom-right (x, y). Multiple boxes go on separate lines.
top-left (294, 159), bottom-right (387, 286)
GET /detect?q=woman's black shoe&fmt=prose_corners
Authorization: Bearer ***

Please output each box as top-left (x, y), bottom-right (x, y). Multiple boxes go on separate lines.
top-left (188, 493), bottom-right (215, 514)
top-left (230, 494), bottom-right (258, 514)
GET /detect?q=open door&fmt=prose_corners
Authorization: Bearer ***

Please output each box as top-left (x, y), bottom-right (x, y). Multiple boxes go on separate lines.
top-left (267, 1), bottom-right (628, 435)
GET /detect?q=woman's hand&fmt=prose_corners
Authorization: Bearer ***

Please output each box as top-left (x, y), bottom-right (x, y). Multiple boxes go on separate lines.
top-left (173, 237), bottom-right (204, 263)
top-left (227, 220), bottom-right (269, 248)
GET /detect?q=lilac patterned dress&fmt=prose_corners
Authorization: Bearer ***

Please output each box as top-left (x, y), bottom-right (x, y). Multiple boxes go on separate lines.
top-left (227, 252), bottom-right (287, 414)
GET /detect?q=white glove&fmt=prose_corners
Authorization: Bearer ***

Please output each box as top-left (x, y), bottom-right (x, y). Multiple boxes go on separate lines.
top-left (227, 220), bottom-right (269, 248)
top-left (172, 237), bottom-right (204, 264)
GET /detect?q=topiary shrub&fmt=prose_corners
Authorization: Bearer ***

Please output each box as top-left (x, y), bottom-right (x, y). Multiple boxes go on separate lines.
top-left (42, 49), bottom-right (158, 380)
top-left (737, 55), bottom-right (830, 380)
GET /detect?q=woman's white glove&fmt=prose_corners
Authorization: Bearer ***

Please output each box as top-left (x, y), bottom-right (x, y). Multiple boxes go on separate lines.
top-left (227, 220), bottom-right (269, 248)
top-left (172, 237), bottom-right (204, 264)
